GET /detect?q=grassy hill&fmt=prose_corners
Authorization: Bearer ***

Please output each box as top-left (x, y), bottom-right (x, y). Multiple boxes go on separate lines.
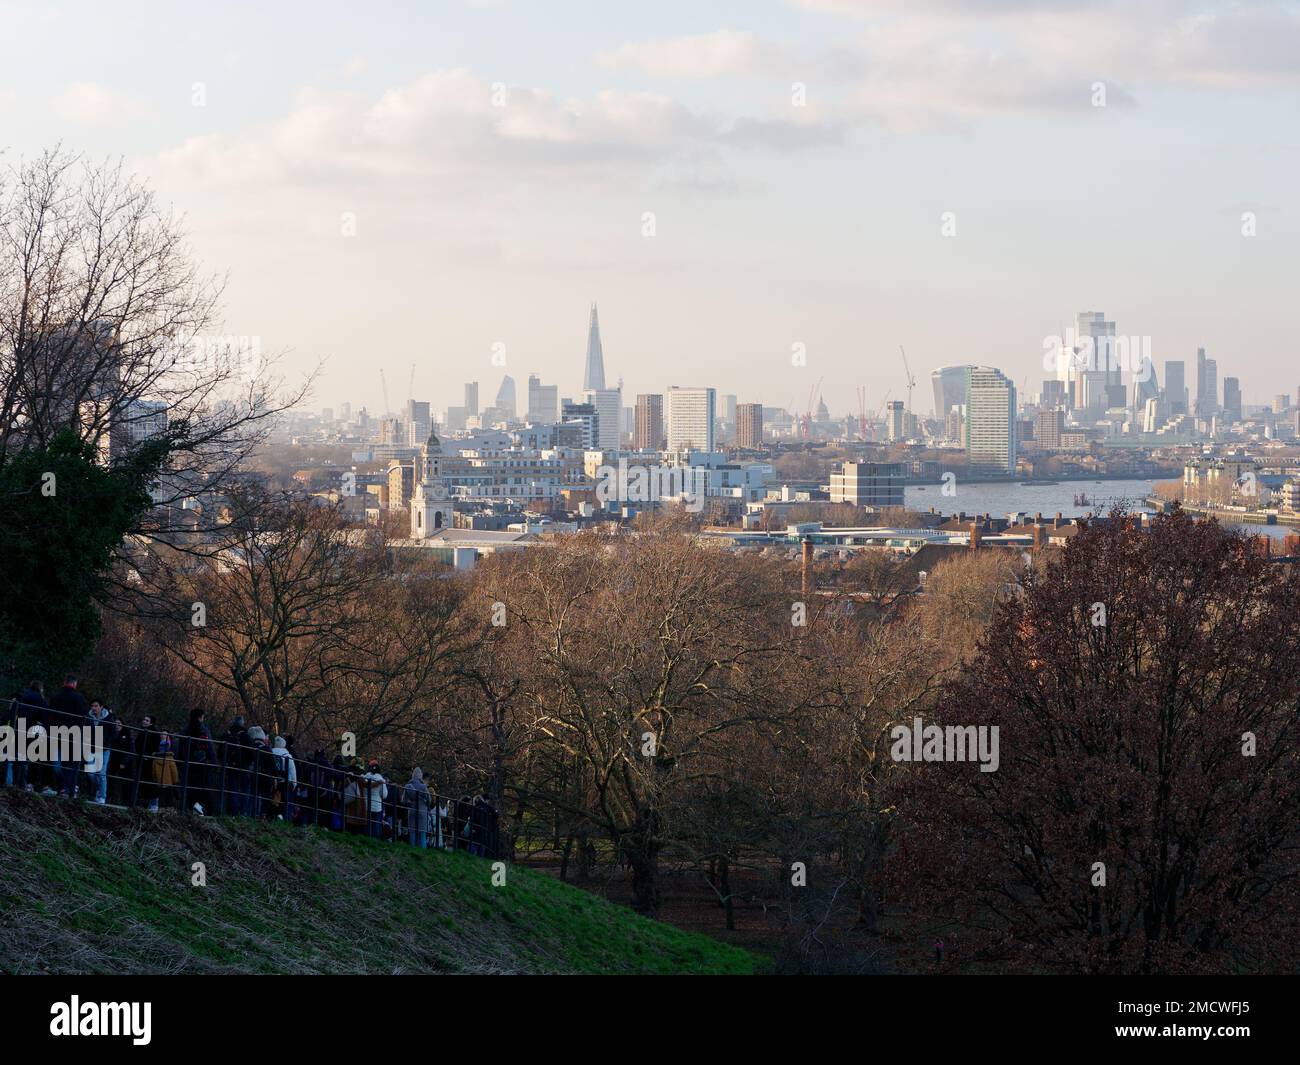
top-left (0, 789), bottom-right (758, 975)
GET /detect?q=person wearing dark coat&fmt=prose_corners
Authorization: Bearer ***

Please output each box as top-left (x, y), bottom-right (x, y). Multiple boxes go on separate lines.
top-left (183, 709), bottom-right (218, 815)
top-left (220, 715), bottom-right (251, 815)
top-left (476, 795), bottom-right (501, 859)
top-left (107, 718), bottom-right (136, 805)
top-left (300, 748), bottom-right (328, 826)
top-left (15, 681), bottom-right (49, 730)
top-left (468, 794), bottom-right (495, 857)
top-left (332, 759), bottom-right (353, 832)
top-left (48, 675), bottom-right (89, 797)
top-left (245, 726), bottom-right (277, 818)
top-left (12, 683), bottom-right (50, 789)
top-left (135, 715), bottom-right (161, 807)
top-left (454, 794), bottom-right (474, 852)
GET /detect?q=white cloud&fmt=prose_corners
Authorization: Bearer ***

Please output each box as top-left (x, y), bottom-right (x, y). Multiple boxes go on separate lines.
top-left (584, 3), bottom-right (1296, 133)
top-left (151, 68), bottom-right (838, 198)
top-left (1158, 5), bottom-right (1300, 86)
top-left (795, 0), bottom-right (1300, 92)
top-left (51, 82), bottom-right (143, 123)
top-left (597, 29), bottom-right (780, 79)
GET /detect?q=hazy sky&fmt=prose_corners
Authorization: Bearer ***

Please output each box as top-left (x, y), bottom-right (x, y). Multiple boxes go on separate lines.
top-left (3, 0), bottom-right (1298, 416)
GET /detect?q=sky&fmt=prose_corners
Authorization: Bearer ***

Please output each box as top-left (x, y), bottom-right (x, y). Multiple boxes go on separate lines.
top-left (2, 0), bottom-right (1298, 418)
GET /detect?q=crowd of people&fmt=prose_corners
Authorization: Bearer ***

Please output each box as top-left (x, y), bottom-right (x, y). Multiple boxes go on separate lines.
top-left (1, 675), bottom-right (503, 858)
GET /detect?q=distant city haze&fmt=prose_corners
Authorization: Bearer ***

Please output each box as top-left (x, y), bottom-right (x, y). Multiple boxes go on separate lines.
top-left (6, 0), bottom-right (1298, 414)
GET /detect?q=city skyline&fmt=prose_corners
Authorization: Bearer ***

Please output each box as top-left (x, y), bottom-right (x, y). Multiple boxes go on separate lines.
top-left (338, 301), bottom-right (1292, 431)
top-left (3, 0), bottom-right (1297, 414)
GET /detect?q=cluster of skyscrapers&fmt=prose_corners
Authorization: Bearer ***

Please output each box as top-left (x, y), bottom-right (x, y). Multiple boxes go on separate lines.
top-left (926, 311), bottom-right (1291, 475)
top-left (438, 305), bottom-right (729, 457)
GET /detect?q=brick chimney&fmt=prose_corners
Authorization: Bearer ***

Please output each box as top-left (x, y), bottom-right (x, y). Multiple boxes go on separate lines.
top-left (801, 538), bottom-right (815, 600)
top-left (969, 521), bottom-right (982, 550)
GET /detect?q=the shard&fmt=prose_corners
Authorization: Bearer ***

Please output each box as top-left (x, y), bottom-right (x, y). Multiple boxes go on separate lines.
top-left (583, 302), bottom-right (606, 391)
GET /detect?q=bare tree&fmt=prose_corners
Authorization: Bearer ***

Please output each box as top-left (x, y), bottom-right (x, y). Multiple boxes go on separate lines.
top-left (480, 518), bottom-right (799, 917)
top-left (151, 493), bottom-right (464, 745)
top-left (0, 148), bottom-right (307, 547)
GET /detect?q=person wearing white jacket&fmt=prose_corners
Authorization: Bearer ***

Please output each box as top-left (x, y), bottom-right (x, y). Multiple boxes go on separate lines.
top-left (362, 760), bottom-right (388, 839)
top-left (271, 737), bottom-right (296, 820)
top-left (270, 736), bottom-right (296, 784)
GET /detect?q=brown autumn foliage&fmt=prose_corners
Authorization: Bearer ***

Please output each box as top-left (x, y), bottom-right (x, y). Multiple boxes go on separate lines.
top-left (77, 498), bottom-right (1300, 972)
top-left (890, 509), bottom-right (1300, 973)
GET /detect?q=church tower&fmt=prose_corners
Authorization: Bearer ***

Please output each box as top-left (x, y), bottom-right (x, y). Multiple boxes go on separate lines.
top-left (410, 427), bottom-right (453, 539)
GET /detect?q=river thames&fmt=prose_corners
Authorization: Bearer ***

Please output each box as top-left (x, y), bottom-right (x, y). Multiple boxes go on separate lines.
top-left (905, 478), bottom-right (1299, 540)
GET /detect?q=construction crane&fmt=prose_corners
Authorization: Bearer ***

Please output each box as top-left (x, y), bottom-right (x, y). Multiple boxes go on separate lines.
top-left (899, 345), bottom-right (916, 414)
top-left (407, 363), bottom-right (416, 406)
top-left (856, 386), bottom-right (868, 440)
top-left (802, 375), bottom-right (824, 441)
top-left (379, 368), bottom-right (391, 417)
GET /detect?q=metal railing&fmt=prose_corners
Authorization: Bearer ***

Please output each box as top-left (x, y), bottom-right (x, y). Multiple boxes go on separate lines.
top-left (0, 696), bottom-right (504, 860)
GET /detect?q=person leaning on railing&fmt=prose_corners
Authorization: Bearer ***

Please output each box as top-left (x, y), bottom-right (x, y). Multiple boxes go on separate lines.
top-left (362, 761), bottom-right (389, 839)
top-left (342, 763), bottom-right (366, 833)
top-left (404, 767), bottom-right (430, 848)
top-left (269, 736), bottom-right (296, 820)
top-left (146, 729), bottom-right (180, 812)
top-left (7, 685), bottom-right (50, 793)
top-left (106, 717), bottom-right (135, 805)
top-left (84, 700), bottom-right (111, 805)
top-left (324, 755), bottom-right (347, 831)
top-left (182, 709), bottom-right (218, 816)
top-left (48, 675), bottom-right (88, 798)
top-left (220, 715), bottom-right (251, 816)
top-left (293, 748), bottom-right (327, 827)
top-left (135, 715), bottom-right (157, 808)
top-left (245, 727), bottom-right (276, 819)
